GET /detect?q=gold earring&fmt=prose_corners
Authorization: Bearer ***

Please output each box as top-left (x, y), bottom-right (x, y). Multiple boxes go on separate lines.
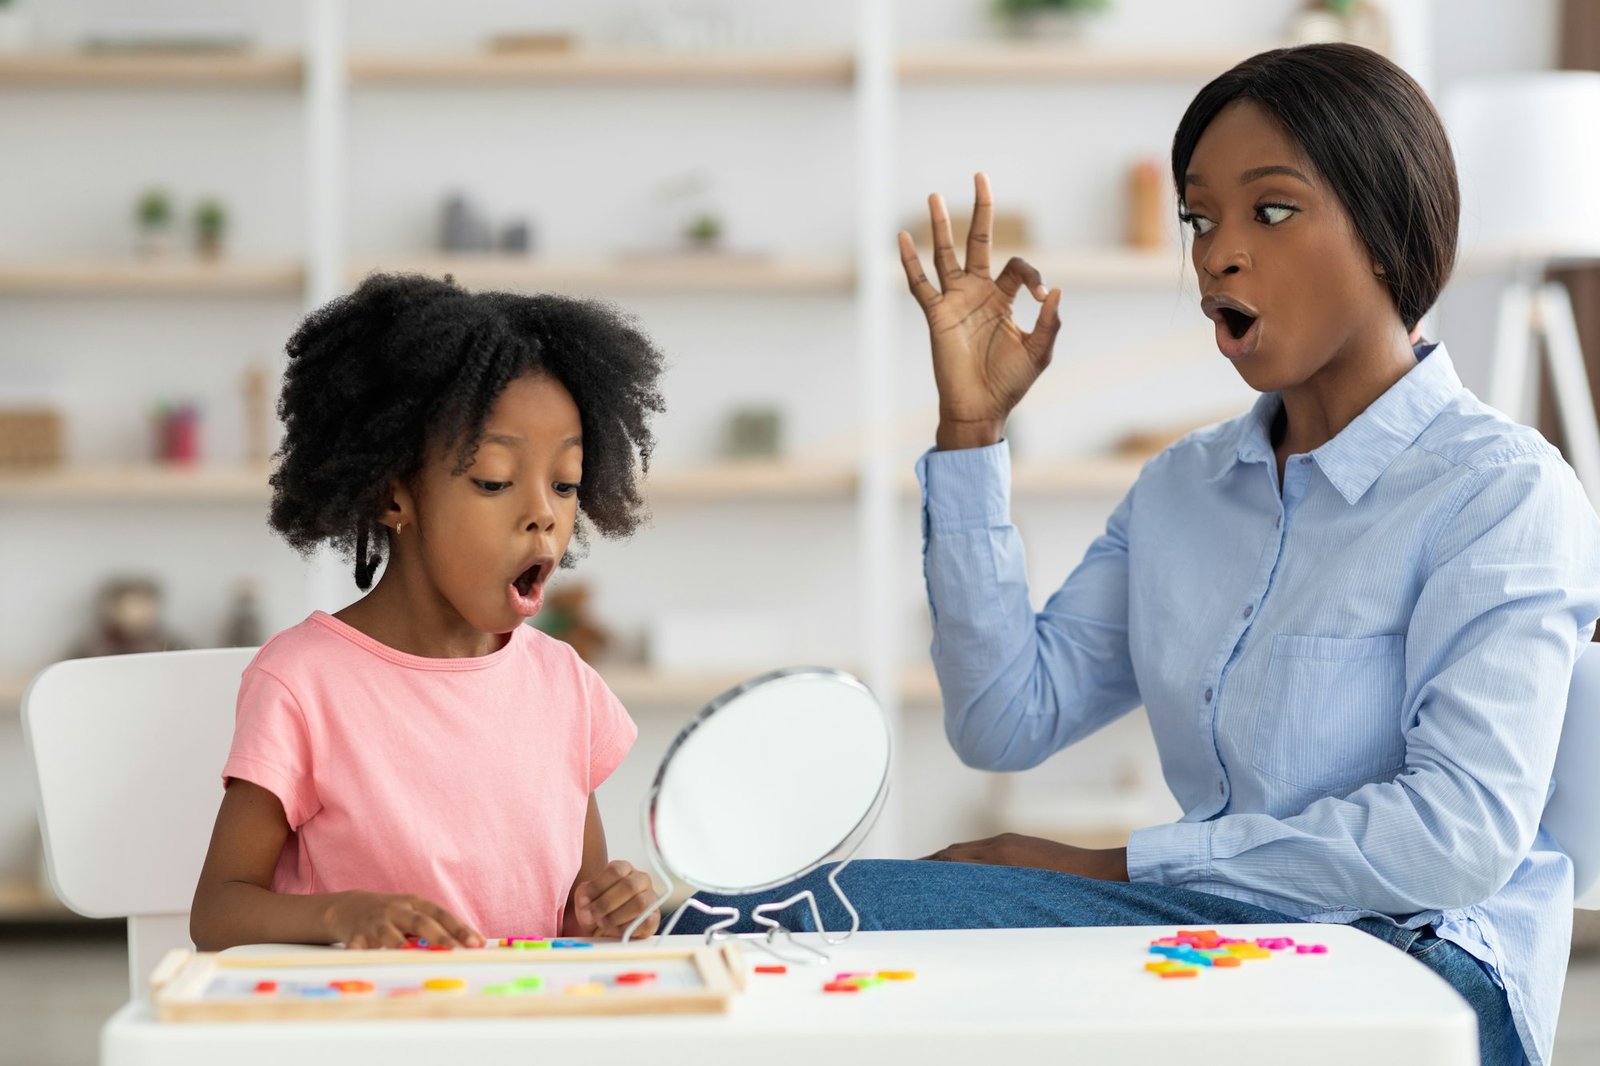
top-left (394, 522), bottom-right (404, 536)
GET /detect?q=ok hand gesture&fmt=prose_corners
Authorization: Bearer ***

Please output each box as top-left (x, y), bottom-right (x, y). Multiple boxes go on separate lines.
top-left (898, 173), bottom-right (1062, 451)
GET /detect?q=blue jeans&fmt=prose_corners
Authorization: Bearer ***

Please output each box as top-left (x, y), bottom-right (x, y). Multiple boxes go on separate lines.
top-left (670, 859), bottom-right (1523, 1066)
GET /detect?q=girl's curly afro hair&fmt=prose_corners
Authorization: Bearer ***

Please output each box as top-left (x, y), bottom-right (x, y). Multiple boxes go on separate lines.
top-left (269, 273), bottom-right (666, 589)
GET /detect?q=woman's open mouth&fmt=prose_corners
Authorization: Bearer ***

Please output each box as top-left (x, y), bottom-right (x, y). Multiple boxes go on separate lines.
top-left (1202, 295), bottom-right (1261, 361)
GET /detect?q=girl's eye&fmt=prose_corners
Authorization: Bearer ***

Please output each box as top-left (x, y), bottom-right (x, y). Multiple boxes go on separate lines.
top-left (1257, 202), bottom-right (1298, 225)
top-left (1178, 210), bottom-right (1215, 238)
top-left (473, 479), bottom-right (512, 494)
top-left (554, 482), bottom-right (579, 498)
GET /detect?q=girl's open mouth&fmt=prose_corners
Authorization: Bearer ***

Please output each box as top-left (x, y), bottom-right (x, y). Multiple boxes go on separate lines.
top-left (514, 562), bottom-right (543, 598)
top-left (508, 559), bottom-right (550, 617)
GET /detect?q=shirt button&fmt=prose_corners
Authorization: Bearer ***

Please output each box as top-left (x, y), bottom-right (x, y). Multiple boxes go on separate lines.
top-left (1218, 781), bottom-right (1226, 795)
top-left (1203, 688), bottom-right (1213, 703)
top-left (1243, 605), bottom-right (1253, 619)
top-left (1300, 456), bottom-right (1312, 465)
top-left (1275, 515), bottom-right (1282, 528)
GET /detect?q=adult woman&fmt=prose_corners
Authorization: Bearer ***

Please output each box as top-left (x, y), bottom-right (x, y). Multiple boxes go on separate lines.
top-left (682, 44), bottom-right (1600, 1066)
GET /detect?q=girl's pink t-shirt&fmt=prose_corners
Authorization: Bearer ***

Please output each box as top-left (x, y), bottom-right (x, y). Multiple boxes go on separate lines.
top-left (221, 611), bottom-right (636, 940)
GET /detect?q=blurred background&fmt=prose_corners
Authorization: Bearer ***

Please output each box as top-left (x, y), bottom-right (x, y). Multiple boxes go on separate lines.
top-left (3, 0), bottom-right (1599, 1062)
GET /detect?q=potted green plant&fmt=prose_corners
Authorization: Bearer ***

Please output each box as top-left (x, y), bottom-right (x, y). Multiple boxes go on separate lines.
top-left (685, 211), bottom-right (724, 251)
top-left (135, 188), bottom-right (175, 258)
top-left (993, 0), bottom-right (1112, 39)
top-left (195, 198), bottom-right (228, 259)
top-left (1289, 0), bottom-right (1388, 53)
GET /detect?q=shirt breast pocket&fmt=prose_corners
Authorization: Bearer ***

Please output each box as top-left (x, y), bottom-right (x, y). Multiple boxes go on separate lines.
top-left (1251, 633), bottom-right (1408, 795)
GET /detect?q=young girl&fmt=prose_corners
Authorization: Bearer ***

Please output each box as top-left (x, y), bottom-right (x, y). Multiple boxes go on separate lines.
top-left (680, 44), bottom-right (1600, 1066)
top-left (190, 273), bottom-right (667, 950)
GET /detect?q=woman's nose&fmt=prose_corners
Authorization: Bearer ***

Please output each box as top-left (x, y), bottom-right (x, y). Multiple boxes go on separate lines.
top-left (1201, 235), bottom-right (1250, 278)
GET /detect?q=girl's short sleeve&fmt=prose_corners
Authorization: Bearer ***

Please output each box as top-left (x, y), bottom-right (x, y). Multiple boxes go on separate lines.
top-left (221, 667), bottom-right (322, 829)
top-left (582, 666), bottom-right (637, 794)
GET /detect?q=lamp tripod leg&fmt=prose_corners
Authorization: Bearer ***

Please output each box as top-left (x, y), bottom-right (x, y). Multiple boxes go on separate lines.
top-left (1537, 282), bottom-right (1600, 504)
top-left (1490, 281), bottom-right (1537, 420)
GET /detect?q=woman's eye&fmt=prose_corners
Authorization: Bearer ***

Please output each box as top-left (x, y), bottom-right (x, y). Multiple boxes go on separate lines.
top-left (554, 482), bottom-right (579, 498)
top-left (1179, 210), bottom-right (1215, 237)
top-left (473, 479), bottom-right (512, 494)
top-left (1257, 203), bottom-right (1297, 225)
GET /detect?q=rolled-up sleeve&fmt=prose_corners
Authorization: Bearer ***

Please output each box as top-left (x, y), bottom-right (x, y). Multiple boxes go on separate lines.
top-left (919, 441), bottom-right (1142, 772)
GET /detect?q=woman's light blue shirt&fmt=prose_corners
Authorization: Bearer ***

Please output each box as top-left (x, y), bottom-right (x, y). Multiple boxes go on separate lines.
top-left (916, 345), bottom-right (1600, 1066)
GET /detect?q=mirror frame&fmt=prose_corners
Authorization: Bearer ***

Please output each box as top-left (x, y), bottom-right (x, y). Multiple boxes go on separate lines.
top-left (641, 666), bottom-right (893, 897)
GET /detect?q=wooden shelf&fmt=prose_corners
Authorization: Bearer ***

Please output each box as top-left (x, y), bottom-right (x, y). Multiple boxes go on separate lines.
top-left (349, 50), bottom-right (854, 87)
top-left (0, 260), bottom-right (305, 296)
top-left (0, 672), bottom-right (25, 710)
top-left (895, 457), bottom-right (1144, 498)
top-left (0, 47), bottom-right (1253, 90)
top-left (0, 462), bottom-right (856, 506)
top-left (0, 465), bottom-right (274, 504)
top-left (0, 248), bottom-right (1178, 298)
top-left (1017, 247), bottom-right (1191, 289)
top-left (601, 665), bottom-right (943, 707)
top-left (648, 461), bottom-right (856, 502)
top-left (892, 246), bottom-right (1191, 289)
top-left (0, 457), bottom-right (1140, 507)
top-left (0, 51), bottom-right (302, 88)
top-left (901, 666), bottom-right (941, 705)
top-left (898, 45), bottom-right (1259, 82)
top-left (0, 880), bottom-right (76, 922)
top-left (1011, 456), bottom-right (1146, 495)
top-left (354, 254), bottom-right (854, 295)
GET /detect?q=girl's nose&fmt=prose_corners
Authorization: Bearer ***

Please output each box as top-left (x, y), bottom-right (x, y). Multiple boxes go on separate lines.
top-left (524, 489), bottom-right (556, 532)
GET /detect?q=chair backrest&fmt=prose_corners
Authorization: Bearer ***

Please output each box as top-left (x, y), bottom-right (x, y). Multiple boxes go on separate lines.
top-left (22, 647), bottom-right (256, 996)
top-left (1549, 643), bottom-right (1600, 909)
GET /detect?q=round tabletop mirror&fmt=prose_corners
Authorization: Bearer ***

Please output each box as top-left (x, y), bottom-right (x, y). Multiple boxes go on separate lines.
top-left (645, 667), bottom-right (891, 898)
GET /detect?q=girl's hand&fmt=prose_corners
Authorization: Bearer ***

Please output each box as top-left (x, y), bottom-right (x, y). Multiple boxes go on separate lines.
top-left (924, 833), bottom-right (1129, 882)
top-left (569, 860), bottom-right (661, 939)
top-left (898, 173), bottom-right (1063, 452)
top-left (325, 890), bottom-right (484, 949)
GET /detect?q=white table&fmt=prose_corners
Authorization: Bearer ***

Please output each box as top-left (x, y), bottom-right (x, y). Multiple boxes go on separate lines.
top-left (102, 924), bottom-right (1478, 1066)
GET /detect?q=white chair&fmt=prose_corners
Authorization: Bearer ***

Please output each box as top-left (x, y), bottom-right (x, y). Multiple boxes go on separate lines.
top-left (1549, 643), bottom-right (1600, 910)
top-left (21, 647), bottom-right (256, 999)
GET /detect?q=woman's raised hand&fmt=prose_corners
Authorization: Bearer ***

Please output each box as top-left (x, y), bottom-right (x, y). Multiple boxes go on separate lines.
top-left (898, 173), bottom-right (1062, 451)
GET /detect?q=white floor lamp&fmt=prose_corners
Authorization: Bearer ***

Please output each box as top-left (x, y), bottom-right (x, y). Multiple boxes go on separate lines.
top-left (1447, 73), bottom-right (1600, 503)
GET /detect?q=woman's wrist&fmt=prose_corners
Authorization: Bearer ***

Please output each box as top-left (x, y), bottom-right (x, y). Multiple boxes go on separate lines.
top-left (935, 417), bottom-right (1005, 452)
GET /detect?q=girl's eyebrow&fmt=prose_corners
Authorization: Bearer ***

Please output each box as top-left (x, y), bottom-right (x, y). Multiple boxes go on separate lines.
top-left (1186, 164), bottom-right (1312, 189)
top-left (481, 432), bottom-right (581, 448)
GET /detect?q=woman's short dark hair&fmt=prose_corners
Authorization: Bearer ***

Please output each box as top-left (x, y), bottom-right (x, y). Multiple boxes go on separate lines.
top-left (1170, 43), bottom-right (1458, 332)
top-left (269, 273), bottom-right (667, 588)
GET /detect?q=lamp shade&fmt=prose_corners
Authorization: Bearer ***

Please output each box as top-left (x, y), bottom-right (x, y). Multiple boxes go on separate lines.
top-left (1445, 72), bottom-right (1600, 265)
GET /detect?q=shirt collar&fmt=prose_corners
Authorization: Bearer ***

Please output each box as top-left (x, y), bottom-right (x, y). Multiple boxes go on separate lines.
top-left (1208, 343), bottom-right (1464, 504)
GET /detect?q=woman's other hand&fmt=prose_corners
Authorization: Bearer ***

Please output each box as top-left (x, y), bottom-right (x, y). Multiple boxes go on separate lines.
top-left (924, 832), bottom-right (1129, 882)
